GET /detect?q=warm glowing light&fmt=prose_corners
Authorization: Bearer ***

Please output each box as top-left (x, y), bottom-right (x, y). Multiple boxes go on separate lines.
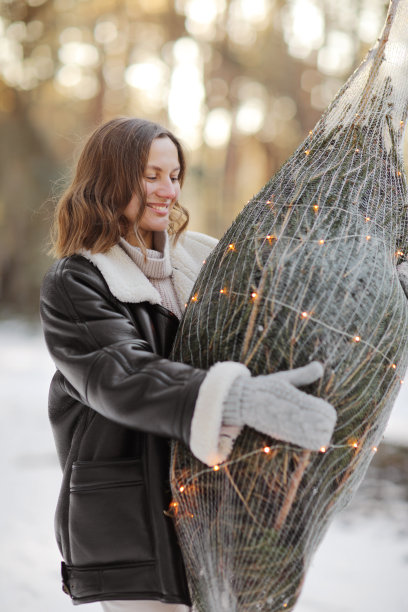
top-left (228, 243), bottom-right (236, 251)
top-left (353, 335), bottom-right (361, 343)
top-left (301, 311), bottom-right (309, 319)
top-left (355, 148), bottom-right (360, 153)
top-left (320, 446), bottom-right (327, 453)
top-left (204, 108), bottom-right (232, 148)
top-left (396, 250), bottom-right (404, 257)
top-left (191, 293), bottom-right (198, 302)
top-left (305, 149), bottom-right (311, 155)
top-left (365, 216), bottom-right (371, 222)
top-left (400, 379), bottom-right (405, 384)
top-left (366, 235), bottom-right (371, 241)
top-left (398, 171), bottom-right (402, 177)
top-left (220, 288), bottom-right (227, 294)
top-left (213, 465), bottom-right (220, 471)
top-left (179, 485), bottom-right (185, 493)
top-left (319, 239), bottom-right (325, 245)
top-left (266, 234), bottom-right (277, 244)
top-left (372, 446), bottom-right (378, 453)
top-left (313, 204), bottom-right (319, 212)
top-left (309, 130), bottom-right (313, 135)
top-left (349, 440), bottom-right (358, 449)
top-left (251, 292), bottom-right (258, 300)
top-left (263, 446), bottom-right (271, 454)
top-left (391, 363), bottom-right (397, 369)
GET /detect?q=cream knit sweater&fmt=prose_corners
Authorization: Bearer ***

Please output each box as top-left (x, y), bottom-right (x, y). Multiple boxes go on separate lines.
top-left (119, 232), bottom-right (184, 319)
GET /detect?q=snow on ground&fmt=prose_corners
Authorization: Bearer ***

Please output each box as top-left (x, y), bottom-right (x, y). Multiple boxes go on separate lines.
top-left (0, 319), bottom-right (407, 612)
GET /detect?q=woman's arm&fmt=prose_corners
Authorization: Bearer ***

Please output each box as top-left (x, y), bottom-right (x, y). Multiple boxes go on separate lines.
top-left (40, 255), bottom-right (209, 446)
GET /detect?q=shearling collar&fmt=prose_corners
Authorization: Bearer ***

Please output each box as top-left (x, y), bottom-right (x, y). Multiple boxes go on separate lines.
top-left (80, 230), bottom-right (217, 306)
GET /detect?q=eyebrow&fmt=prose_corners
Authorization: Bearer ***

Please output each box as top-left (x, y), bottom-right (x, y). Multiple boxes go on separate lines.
top-left (145, 165), bottom-right (181, 173)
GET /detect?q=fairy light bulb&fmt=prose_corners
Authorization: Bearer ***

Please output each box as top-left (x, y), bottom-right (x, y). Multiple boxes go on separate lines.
top-left (251, 292), bottom-right (258, 300)
top-left (301, 311), bottom-right (309, 319)
top-left (263, 446), bottom-right (271, 454)
top-left (319, 239), bottom-right (325, 245)
top-left (313, 204), bottom-right (319, 212)
top-left (320, 446), bottom-right (327, 453)
top-left (228, 243), bottom-right (236, 251)
top-left (220, 288), bottom-right (227, 294)
top-left (305, 149), bottom-right (311, 156)
top-left (365, 216), bottom-right (371, 222)
top-left (353, 335), bottom-right (361, 343)
top-left (372, 446), bottom-right (378, 453)
top-left (191, 293), bottom-right (198, 302)
top-left (213, 465), bottom-right (220, 471)
top-left (366, 235), bottom-right (371, 241)
top-left (391, 363), bottom-right (397, 369)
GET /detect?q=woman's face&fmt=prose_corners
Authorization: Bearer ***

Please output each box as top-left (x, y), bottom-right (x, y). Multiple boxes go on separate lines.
top-left (123, 136), bottom-right (181, 247)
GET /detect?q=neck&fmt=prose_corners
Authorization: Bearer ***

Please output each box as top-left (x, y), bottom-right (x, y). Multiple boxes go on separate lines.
top-left (126, 228), bottom-right (153, 250)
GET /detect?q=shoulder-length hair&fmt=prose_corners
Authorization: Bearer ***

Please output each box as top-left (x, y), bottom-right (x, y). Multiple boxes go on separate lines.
top-left (50, 117), bottom-right (189, 258)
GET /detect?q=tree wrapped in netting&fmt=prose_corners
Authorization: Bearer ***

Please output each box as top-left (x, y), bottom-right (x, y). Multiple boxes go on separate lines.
top-left (170, 1), bottom-right (408, 610)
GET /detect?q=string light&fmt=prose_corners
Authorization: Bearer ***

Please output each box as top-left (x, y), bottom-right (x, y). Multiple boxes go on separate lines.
top-left (396, 250), bottom-right (404, 257)
top-left (365, 216), bottom-right (371, 222)
top-left (228, 243), bottom-right (236, 251)
top-left (266, 234), bottom-right (277, 244)
top-left (372, 446), bottom-right (378, 453)
top-left (355, 148), bottom-right (360, 153)
top-left (213, 465), bottom-right (220, 471)
top-left (301, 311), bottom-right (309, 319)
top-left (320, 446), bottom-right (327, 453)
top-left (251, 292), bottom-right (258, 300)
top-left (305, 149), bottom-right (311, 156)
top-left (179, 485), bottom-right (185, 493)
top-left (353, 335), bottom-right (361, 342)
top-left (319, 239), bottom-right (325, 245)
top-left (313, 204), bottom-right (319, 212)
top-left (191, 293), bottom-right (198, 302)
top-left (220, 288), bottom-right (227, 294)
top-left (391, 363), bottom-right (397, 369)
top-left (366, 235), bottom-right (371, 241)
top-left (263, 446), bottom-right (271, 454)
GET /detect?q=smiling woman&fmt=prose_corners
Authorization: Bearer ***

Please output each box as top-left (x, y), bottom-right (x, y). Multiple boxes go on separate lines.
top-left (40, 116), bottom-right (335, 612)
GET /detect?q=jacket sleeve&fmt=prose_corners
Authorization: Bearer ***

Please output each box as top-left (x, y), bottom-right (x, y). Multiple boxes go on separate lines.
top-left (40, 256), bottom-right (248, 464)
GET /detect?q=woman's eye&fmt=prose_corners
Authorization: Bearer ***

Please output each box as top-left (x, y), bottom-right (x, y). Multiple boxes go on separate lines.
top-left (145, 176), bottom-right (157, 180)
top-left (171, 177), bottom-right (180, 183)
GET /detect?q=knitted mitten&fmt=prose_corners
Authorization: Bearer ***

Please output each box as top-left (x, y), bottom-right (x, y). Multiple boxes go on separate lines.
top-left (222, 362), bottom-right (336, 451)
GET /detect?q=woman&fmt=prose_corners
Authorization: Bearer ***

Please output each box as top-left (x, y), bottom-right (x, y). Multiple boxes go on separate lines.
top-left (40, 117), bottom-right (336, 611)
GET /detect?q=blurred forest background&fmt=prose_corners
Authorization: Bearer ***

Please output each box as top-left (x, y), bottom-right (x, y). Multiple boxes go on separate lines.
top-left (0, 0), bottom-right (392, 317)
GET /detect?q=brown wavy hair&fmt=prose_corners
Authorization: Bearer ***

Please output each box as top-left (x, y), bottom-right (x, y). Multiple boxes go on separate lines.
top-left (50, 117), bottom-right (189, 258)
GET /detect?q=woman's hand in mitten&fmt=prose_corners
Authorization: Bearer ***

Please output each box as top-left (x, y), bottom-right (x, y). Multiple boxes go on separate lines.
top-left (222, 361), bottom-right (337, 451)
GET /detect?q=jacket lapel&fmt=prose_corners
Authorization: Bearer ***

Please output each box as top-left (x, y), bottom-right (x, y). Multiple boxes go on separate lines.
top-left (80, 231), bottom-right (217, 306)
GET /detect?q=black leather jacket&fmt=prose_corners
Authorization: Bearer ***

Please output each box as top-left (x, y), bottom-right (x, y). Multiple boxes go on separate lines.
top-left (40, 253), bottom-right (207, 605)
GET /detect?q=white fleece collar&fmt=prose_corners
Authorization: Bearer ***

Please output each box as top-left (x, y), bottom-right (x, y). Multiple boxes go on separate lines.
top-left (80, 230), bottom-right (218, 306)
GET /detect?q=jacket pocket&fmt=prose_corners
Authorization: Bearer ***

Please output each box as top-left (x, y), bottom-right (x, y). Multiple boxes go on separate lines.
top-left (69, 458), bottom-right (155, 566)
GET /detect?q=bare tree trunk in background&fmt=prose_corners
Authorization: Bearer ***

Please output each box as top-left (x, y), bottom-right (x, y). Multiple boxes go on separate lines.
top-left (0, 98), bottom-right (60, 317)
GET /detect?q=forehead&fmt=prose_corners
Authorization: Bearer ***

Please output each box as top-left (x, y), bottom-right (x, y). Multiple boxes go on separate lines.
top-left (147, 136), bottom-right (179, 167)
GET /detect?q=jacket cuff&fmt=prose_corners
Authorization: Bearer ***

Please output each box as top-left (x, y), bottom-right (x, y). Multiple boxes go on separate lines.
top-left (190, 361), bottom-right (251, 466)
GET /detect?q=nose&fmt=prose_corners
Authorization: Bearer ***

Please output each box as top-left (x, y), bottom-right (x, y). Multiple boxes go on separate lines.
top-left (156, 177), bottom-right (177, 200)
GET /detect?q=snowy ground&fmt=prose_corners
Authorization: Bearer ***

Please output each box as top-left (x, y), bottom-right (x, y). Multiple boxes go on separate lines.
top-left (0, 319), bottom-right (407, 612)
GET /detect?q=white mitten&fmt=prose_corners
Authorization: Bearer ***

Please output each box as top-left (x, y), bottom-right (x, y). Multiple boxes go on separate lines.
top-left (222, 362), bottom-right (336, 451)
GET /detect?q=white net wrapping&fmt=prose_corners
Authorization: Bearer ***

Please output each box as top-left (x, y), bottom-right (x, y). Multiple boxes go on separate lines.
top-left (170, 1), bottom-right (408, 610)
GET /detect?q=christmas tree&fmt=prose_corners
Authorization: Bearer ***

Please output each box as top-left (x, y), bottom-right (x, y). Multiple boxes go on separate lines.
top-left (170, 1), bottom-right (408, 609)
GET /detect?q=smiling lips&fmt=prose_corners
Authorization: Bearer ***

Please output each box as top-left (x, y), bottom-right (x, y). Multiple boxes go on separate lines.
top-left (147, 203), bottom-right (170, 215)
